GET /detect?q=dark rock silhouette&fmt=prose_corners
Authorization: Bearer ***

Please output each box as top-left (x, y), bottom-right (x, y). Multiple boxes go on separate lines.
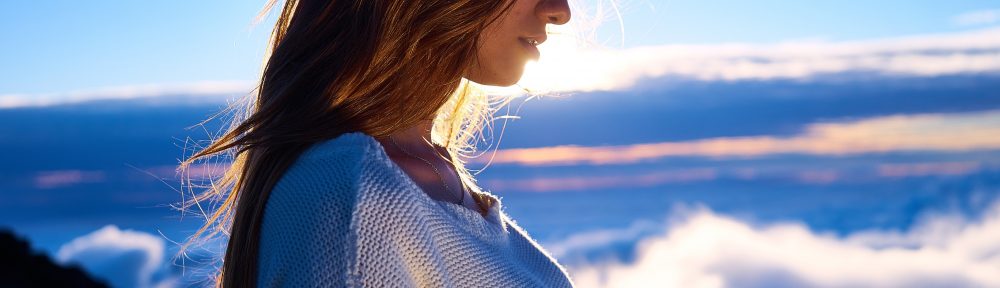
top-left (0, 228), bottom-right (108, 288)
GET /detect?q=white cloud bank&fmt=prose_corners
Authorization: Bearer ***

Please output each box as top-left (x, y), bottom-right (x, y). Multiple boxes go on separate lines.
top-left (519, 27), bottom-right (1000, 92)
top-left (57, 225), bottom-right (176, 288)
top-left (558, 201), bottom-right (1000, 288)
top-left (6, 27), bottom-right (1000, 108)
top-left (0, 80), bottom-right (251, 109)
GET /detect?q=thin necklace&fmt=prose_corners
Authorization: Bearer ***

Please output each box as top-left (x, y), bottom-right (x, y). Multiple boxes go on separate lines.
top-left (389, 135), bottom-right (465, 205)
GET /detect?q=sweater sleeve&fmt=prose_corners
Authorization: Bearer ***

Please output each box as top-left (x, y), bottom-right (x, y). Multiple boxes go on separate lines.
top-left (256, 142), bottom-right (367, 287)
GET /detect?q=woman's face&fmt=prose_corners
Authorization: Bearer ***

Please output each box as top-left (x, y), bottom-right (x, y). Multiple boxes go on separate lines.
top-left (467, 0), bottom-right (571, 86)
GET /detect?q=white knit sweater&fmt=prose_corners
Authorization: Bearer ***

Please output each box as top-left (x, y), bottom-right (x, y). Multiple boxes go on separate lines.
top-left (256, 132), bottom-right (576, 287)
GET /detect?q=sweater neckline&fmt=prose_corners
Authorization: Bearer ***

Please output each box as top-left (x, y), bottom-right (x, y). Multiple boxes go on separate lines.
top-left (355, 132), bottom-right (509, 234)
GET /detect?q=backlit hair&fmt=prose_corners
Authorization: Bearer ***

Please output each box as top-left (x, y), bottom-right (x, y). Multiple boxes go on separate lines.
top-left (177, 0), bottom-right (516, 286)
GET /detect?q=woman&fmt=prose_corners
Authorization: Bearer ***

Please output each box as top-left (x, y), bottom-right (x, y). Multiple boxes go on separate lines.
top-left (181, 0), bottom-right (574, 286)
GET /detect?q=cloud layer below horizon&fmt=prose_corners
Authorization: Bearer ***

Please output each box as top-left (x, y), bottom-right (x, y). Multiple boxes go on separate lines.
top-left (557, 199), bottom-right (1000, 288)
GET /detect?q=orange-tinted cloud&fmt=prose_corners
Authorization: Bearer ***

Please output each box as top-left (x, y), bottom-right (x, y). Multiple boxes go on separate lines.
top-left (34, 170), bottom-right (106, 189)
top-left (477, 110), bottom-right (1000, 166)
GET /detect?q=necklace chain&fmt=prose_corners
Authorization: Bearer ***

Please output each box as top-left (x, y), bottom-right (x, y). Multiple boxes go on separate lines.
top-left (389, 135), bottom-right (465, 205)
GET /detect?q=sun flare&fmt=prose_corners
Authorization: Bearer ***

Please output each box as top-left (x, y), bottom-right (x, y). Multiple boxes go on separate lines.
top-left (516, 26), bottom-right (584, 93)
top-left (478, 24), bottom-right (592, 96)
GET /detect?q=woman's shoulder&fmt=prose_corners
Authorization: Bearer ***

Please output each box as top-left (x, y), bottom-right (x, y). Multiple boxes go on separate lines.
top-left (268, 132), bottom-right (389, 205)
top-left (296, 131), bottom-right (379, 167)
top-left (279, 132), bottom-right (387, 183)
top-left (259, 132), bottom-right (390, 287)
top-left (265, 131), bottom-right (421, 223)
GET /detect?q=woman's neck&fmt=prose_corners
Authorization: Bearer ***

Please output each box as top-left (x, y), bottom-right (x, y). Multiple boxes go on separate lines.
top-left (389, 119), bottom-right (436, 149)
top-left (378, 118), bottom-right (491, 216)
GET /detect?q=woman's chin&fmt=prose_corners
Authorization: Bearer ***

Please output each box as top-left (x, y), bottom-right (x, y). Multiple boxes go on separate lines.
top-left (489, 77), bottom-right (522, 87)
top-left (469, 71), bottom-right (525, 87)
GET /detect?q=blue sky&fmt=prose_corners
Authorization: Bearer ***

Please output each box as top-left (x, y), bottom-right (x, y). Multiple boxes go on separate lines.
top-left (1, 0), bottom-right (998, 94)
top-left (610, 0), bottom-right (1000, 46)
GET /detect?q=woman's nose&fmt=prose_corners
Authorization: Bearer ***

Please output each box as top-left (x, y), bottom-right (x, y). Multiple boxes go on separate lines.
top-left (536, 0), bottom-right (571, 25)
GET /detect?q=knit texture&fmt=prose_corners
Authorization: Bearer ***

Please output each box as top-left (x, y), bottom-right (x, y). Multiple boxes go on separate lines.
top-left (257, 132), bottom-right (576, 287)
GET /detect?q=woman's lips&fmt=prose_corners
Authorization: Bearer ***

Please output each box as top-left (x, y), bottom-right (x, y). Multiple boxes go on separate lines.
top-left (519, 37), bottom-right (541, 60)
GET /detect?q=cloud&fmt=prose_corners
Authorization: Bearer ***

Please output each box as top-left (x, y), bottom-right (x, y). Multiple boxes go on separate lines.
top-left (485, 168), bottom-right (717, 193)
top-left (545, 219), bottom-right (665, 262)
top-left (878, 161), bottom-right (983, 178)
top-left (57, 225), bottom-right (176, 288)
top-left (953, 10), bottom-right (1000, 27)
top-left (478, 110), bottom-right (1000, 166)
top-left (7, 28), bottom-right (1000, 106)
top-left (558, 200), bottom-right (1000, 288)
top-left (483, 162), bottom-right (994, 193)
top-left (34, 170), bottom-right (106, 189)
top-left (142, 162), bottom-right (231, 180)
top-left (795, 170), bottom-right (840, 184)
top-left (0, 80), bottom-right (252, 109)
top-left (518, 27), bottom-right (1000, 92)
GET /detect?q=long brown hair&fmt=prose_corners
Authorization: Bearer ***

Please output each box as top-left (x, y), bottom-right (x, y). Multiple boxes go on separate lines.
top-left (177, 0), bottom-right (515, 286)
